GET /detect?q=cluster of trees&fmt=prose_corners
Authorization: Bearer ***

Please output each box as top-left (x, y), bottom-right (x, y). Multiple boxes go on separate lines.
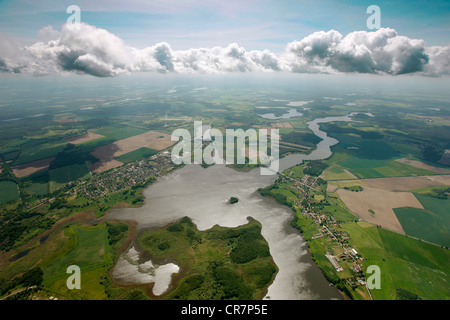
top-left (258, 185), bottom-right (290, 206)
top-left (106, 222), bottom-right (129, 246)
top-left (169, 265), bottom-right (253, 300)
top-left (213, 266), bottom-right (252, 299)
top-left (318, 267), bottom-right (354, 300)
top-left (424, 187), bottom-right (450, 199)
top-left (396, 288), bottom-right (421, 300)
top-left (343, 186), bottom-right (363, 192)
top-left (289, 214), bottom-right (303, 233)
top-left (324, 124), bottom-right (383, 140)
top-left (0, 210), bottom-right (54, 252)
top-left (303, 160), bottom-right (328, 177)
top-left (0, 267), bottom-right (43, 298)
top-left (228, 224), bottom-right (270, 264)
top-left (422, 145), bottom-right (444, 163)
top-left (282, 131), bottom-right (322, 146)
top-left (0, 162), bottom-right (18, 183)
top-left (49, 143), bottom-right (98, 170)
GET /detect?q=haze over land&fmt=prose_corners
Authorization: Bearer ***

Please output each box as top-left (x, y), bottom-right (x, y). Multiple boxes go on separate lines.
top-left (0, 0), bottom-right (449, 302)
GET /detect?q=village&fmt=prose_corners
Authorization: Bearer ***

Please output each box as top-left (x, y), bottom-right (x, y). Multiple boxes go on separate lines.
top-left (278, 169), bottom-right (368, 289)
top-left (77, 152), bottom-right (175, 199)
top-left (19, 151), bottom-right (177, 216)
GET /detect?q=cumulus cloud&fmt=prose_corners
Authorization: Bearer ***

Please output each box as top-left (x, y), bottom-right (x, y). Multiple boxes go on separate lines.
top-left (0, 33), bottom-right (28, 73)
top-left (282, 28), bottom-right (430, 75)
top-left (1, 23), bottom-right (448, 77)
top-left (36, 25), bottom-right (61, 42)
top-left (424, 45), bottom-right (450, 76)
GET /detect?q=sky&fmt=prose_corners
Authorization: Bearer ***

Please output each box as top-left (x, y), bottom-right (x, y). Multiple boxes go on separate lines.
top-left (0, 0), bottom-right (449, 77)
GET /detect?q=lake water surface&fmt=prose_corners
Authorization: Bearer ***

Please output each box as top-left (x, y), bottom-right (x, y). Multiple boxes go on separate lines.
top-left (258, 108), bottom-right (304, 120)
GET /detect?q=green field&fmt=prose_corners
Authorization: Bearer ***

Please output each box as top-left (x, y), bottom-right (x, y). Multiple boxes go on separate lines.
top-left (0, 181), bottom-right (20, 204)
top-left (327, 132), bottom-right (399, 160)
top-left (43, 224), bottom-right (112, 299)
top-left (394, 194), bottom-right (450, 247)
top-left (340, 221), bottom-right (450, 300)
top-left (49, 163), bottom-right (90, 184)
top-left (114, 147), bottom-right (159, 163)
top-left (24, 182), bottom-right (49, 196)
top-left (322, 164), bottom-right (356, 180)
top-left (94, 126), bottom-right (148, 141)
top-left (336, 156), bottom-right (436, 179)
top-left (14, 140), bottom-right (68, 166)
top-left (21, 171), bottom-right (50, 196)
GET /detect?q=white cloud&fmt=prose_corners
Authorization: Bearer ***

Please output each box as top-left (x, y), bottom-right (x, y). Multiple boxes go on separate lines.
top-left (423, 45), bottom-right (450, 76)
top-left (36, 25), bottom-right (61, 42)
top-left (282, 28), bottom-right (430, 75)
top-left (0, 23), bottom-right (448, 77)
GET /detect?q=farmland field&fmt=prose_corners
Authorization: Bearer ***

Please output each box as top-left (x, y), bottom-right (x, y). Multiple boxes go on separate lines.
top-left (76, 126), bottom-right (149, 151)
top-left (336, 187), bottom-right (423, 234)
top-left (49, 163), bottom-right (90, 184)
top-left (357, 175), bottom-right (450, 192)
top-left (394, 194), bottom-right (450, 247)
top-left (0, 181), bottom-right (19, 204)
top-left (67, 132), bottom-right (105, 145)
top-left (395, 157), bottom-right (450, 174)
top-left (12, 157), bottom-right (54, 178)
top-left (89, 130), bottom-right (175, 172)
top-left (14, 141), bottom-right (67, 166)
top-left (43, 224), bottom-right (112, 299)
top-left (336, 156), bottom-right (437, 179)
top-left (24, 182), bottom-right (49, 196)
top-left (114, 147), bottom-right (159, 163)
top-left (378, 228), bottom-right (449, 274)
top-left (341, 222), bottom-right (450, 300)
top-left (322, 164), bottom-right (358, 180)
top-left (94, 126), bottom-right (148, 142)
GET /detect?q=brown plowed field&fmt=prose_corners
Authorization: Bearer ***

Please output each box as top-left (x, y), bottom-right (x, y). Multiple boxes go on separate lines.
top-left (337, 187), bottom-right (424, 234)
top-left (12, 157), bottom-right (54, 178)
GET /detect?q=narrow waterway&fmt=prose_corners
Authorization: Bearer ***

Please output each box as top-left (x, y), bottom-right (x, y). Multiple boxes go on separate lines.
top-left (107, 114), bottom-right (354, 299)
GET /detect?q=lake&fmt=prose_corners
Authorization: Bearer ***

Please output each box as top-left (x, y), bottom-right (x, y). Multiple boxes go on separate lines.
top-left (107, 115), bottom-right (355, 299)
